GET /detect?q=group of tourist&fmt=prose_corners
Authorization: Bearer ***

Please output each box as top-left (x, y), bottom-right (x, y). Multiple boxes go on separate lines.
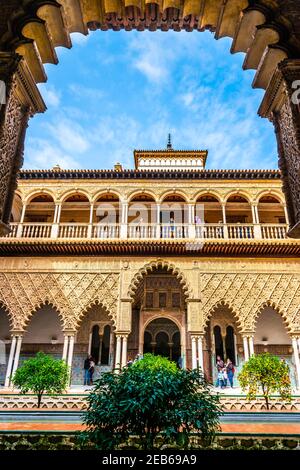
top-left (83, 353), bottom-right (235, 388)
top-left (216, 356), bottom-right (235, 389)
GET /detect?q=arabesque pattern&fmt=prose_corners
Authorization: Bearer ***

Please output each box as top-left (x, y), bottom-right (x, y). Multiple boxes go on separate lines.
top-left (0, 272), bottom-right (119, 331)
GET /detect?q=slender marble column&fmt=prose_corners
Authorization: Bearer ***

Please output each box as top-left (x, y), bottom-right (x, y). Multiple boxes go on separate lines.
top-left (62, 335), bottom-right (69, 361)
top-left (197, 336), bottom-right (204, 371)
top-left (67, 335), bottom-right (75, 370)
top-left (121, 335), bottom-right (128, 368)
top-left (115, 335), bottom-right (122, 370)
top-left (248, 336), bottom-right (255, 356)
top-left (191, 336), bottom-right (197, 369)
top-left (4, 336), bottom-right (17, 387)
top-left (243, 336), bottom-right (249, 362)
top-left (11, 335), bottom-right (22, 377)
top-left (156, 203), bottom-right (161, 238)
top-left (292, 338), bottom-right (300, 390)
top-left (88, 332), bottom-right (92, 356)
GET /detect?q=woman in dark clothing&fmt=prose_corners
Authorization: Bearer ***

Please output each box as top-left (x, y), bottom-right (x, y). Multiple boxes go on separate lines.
top-left (89, 357), bottom-right (95, 385)
top-left (84, 355), bottom-right (92, 385)
top-left (226, 358), bottom-right (235, 388)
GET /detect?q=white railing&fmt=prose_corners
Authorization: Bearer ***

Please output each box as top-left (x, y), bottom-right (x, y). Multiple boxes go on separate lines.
top-left (58, 223), bottom-right (88, 238)
top-left (128, 224), bottom-right (157, 239)
top-left (6, 222), bottom-right (18, 237)
top-left (161, 224), bottom-right (189, 239)
top-left (5, 222), bottom-right (289, 240)
top-left (10, 223), bottom-right (53, 238)
top-left (92, 224), bottom-right (120, 239)
top-left (195, 224), bottom-right (224, 239)
top-left (227, 224), bottom-right (254, 239)
top-left (261, 224), bottom-right (288, 239)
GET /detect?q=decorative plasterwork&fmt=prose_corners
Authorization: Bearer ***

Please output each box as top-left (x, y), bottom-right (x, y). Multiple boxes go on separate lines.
top-left (201, 273), bottom-right (300, 333)
top-left (127, 259), bottom-right (193, 300)
top-left (0, 272), bottom-right (120, 331)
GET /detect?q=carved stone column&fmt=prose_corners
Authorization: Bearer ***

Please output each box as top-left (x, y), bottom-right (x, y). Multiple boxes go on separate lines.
top-left (0, 52), bottom-right (45, 236)
top-left (259, 59), bottom-right (300, 238)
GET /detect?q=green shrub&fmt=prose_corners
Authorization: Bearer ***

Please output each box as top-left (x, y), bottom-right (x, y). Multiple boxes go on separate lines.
top-left (81, 353), bottom-right (221, 450)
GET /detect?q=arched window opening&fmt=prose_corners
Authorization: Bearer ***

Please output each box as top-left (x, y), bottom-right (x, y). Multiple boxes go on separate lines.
top-left (213, 325), bottom-right (224, 361)
top-left (100, 325), bottom-right (111, 365)
top-left (258, 195), bottom-right (286, 225)
top-left (25, 194), bottom-right (55, 223)
top-left (91, 325), bottom-right (100, 365)
top-left (60, 193), bottom-right (90, 224)
top-left (226, 195), bottom-right (253, 224)
top-left (196, 195), bottom-right (222, 224)
top-left (143, 331), bottom-right (153, 354)
top-left (155, 332), bottom-right (170, 358)
top-left (225, 326), bottom-right (236, 365)
top-left (172, 331), bottom-right (181, 364)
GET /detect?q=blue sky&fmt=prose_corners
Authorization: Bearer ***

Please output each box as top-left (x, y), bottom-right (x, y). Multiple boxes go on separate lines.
top-left (24, 30), bottom-right (278, 170)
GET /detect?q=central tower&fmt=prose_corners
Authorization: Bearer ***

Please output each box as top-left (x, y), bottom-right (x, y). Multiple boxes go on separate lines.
top-left (134, 136), bottom-right (208, 171)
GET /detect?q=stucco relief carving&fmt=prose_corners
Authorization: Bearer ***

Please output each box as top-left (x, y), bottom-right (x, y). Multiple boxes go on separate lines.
top-left (0, 79), bottom-right (27, 225)
top-left (201, 273), bottom-right (300, 333)
top-left (0, 272), bottom-right (119, 332)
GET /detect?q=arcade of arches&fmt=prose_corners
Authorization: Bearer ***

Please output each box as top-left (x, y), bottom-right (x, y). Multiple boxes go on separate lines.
top-left (0, 1), bottom-right (300, 238)
top-left (1, 259), bottom-right (300, 392)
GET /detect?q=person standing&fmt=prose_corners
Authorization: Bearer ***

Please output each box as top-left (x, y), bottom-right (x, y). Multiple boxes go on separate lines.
top-left (89, 357), bottom-right (95, 385)
top-left (84, 355), bottom-right (92, 386)
top-left (170, 216), bottom-right (175, 238)
top-left (216, 355), bottom-right (224, 387)
top-left (226, 358), bottom-right (235, 388)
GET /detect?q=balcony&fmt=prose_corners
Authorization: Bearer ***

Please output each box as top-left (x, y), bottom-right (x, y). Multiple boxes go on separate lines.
top-left (5, 222), bottom-right (289, 240)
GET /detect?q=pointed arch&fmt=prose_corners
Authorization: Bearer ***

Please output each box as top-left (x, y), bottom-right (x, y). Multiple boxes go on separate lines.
top-left (24, 300), bottom-right (66, 332)
top-left (204, 300), bottom-right (242, 333)
top-left (77, 299), bottom-right (116, 330)
top-left (127, 259), bottom-right (193, 300)
top-left (253, 300), bottom-right (292, 333)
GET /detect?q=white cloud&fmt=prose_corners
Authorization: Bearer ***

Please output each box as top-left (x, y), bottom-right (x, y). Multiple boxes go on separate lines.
top-left (38, 84), bottom-right (61, 107)
top-left (46, 119), bottom-right (91, 154)
top-left (69, 84), bottom-right (105, 101)
top-left (24, 138), bottom-right (82, 170)
top-left (70, 32), bottom-right (90, 46)
top-left (127, 34), bottom-right (178, 84)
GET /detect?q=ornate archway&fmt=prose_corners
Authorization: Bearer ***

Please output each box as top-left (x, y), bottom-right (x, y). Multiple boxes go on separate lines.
top-left (0, 2), bottom-right (300, 238)
top-left (126, 260), bottom-right (189, 366)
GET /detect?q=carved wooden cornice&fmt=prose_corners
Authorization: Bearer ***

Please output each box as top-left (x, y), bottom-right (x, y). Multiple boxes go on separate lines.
top-left (0, 238), bottom-right (299, 257)
top-left (15, 57), bottom-right (46, 114)
top-left (259, 59), bottom-right (300, 118)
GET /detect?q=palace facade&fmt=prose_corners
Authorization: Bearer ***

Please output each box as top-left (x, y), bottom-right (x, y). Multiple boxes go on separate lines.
top-left (1, 144), bottom-right (300, 390)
